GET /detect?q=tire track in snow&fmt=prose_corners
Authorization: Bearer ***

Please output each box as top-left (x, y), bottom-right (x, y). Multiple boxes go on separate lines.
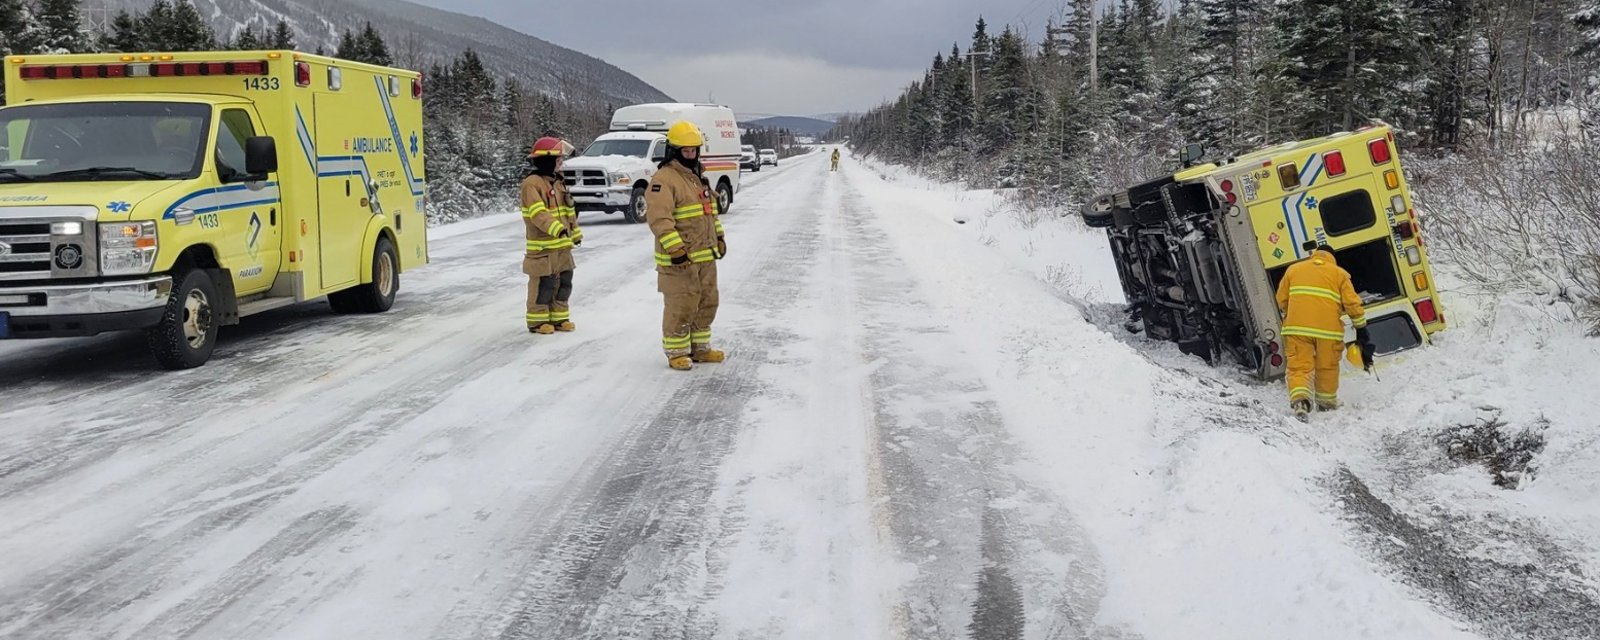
top-left (438, 155), bottom-right (830, 640)
top-left (821, 173), bottom-right (1128, 639)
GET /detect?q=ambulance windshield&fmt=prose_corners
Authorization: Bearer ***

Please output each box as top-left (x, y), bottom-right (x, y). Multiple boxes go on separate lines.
top-left (0, 101), bottom-right (211, 183)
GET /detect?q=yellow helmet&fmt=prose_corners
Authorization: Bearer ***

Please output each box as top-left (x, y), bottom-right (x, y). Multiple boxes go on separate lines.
top-left (666, 121), bottom-right (704, 148)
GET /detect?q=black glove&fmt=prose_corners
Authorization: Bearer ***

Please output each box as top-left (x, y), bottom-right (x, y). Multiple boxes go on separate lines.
top-left (559, 229), bottom-right (570, 239)
top-left (573, 238), bottom-right (582, 246)
top-left (1356, 327), bottom-right (1372, 347)
top-left (670, 253), bottom-right (689, 265)
top-left (716, 238), bottom-right (726, 259)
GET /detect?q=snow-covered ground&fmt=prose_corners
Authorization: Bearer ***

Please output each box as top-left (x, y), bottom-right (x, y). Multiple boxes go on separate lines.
top-left (0, 150), bottom-right (1595, 639)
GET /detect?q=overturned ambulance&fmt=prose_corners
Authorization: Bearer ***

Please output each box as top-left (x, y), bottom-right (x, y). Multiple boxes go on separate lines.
top-left (1082, 125), bottom-right (1446, 379)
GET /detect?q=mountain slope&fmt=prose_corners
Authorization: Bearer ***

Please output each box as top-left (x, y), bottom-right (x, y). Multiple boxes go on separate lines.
top-left (99, 0), bottom-right (673, 106)
top-left (747, 116), bottom-right (835, 137)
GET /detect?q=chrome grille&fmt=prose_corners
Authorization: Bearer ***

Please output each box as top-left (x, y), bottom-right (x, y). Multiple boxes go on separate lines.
top-left (0, 221), bottom-right (55, 279)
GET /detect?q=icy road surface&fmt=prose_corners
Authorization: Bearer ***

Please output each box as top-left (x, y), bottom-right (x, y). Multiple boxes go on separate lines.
top-left (1, 150), bottom-right (1595, 640)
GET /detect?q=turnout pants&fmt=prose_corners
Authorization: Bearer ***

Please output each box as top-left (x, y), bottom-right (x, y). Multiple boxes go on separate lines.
top-left (525, 253), bottom-right (575, 327)
top-left (1285, 335), bottom-right (1343, 407)
top-left (659, 262), bottom-right (719, 358)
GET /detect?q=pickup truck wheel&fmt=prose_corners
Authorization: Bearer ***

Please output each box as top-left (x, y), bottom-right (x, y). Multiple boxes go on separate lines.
top-left (716, 182), bottom-right (733, 216)
top-left (331, 237), bottom-right (399, 314)
top-left (147, 269), bottom-right (220, 370)
top-left (624, 187), bottom-right (647, 224)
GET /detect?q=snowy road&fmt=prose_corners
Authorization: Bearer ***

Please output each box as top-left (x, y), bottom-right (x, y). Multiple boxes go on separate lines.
top-left (2, 150), bottom-right (1596, 639)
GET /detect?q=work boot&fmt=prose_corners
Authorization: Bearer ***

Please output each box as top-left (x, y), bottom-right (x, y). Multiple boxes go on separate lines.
top-left (691, 348), bottom-right (726, 363)
top-left (1316, 399), bottom-right (1341, 412)
top-left (1291, 398), bottom-right (1313, 421)
top-left (555, 320), bottom-right (576, 332)
top-left (530, 324), bottom-right (556, 335)
top-left (669, 356), bottom-right (694, 371)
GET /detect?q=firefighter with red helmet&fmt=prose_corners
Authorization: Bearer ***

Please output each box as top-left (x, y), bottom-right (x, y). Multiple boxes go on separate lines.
top-left (521, 136), bottom-right (582, 334)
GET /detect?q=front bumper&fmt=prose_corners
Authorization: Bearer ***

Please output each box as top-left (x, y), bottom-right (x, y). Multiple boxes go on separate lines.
top-left (570, 186), bottom-right (633, 210)
top-left (0, 276), bottom-right (172, 338)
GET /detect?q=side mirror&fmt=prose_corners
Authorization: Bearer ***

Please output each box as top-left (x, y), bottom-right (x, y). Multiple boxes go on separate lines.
top-left (1180, 143), bottom-right (1205, 167)
top-left (245, 136), bottom-right (278, 175)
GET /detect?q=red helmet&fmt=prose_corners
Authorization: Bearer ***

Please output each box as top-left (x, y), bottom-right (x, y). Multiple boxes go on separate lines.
top-left (530, 136), bottom-right (565, 158)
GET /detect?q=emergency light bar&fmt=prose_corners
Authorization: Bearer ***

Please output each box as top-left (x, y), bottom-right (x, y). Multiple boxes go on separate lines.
top-left (18, 60), bottom-right (269, 80)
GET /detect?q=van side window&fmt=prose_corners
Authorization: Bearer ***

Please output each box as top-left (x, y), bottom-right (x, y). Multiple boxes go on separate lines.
top-left (651, 141), bottom-right (666, 162)
top-left (1319, 190), bottom-right (1377, 236)
top-left (216, 109), bottom-right (256, 181)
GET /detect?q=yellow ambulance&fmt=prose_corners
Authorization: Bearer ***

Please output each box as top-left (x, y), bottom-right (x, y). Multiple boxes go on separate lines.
top-left (1083, 124), bottom-right (1445, 379)
top-left (0, 51), bottom-right (427, 368)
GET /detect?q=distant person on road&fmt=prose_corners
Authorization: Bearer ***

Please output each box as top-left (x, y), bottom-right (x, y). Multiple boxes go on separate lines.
top-left (645, 121), bottom-right (726, 370)
top-left (521, 136), bottom-right (581, 334)
top-left (1276, 242), bottom-right (1370, 419)
top-left (831, 148), bottom-right (841, 172)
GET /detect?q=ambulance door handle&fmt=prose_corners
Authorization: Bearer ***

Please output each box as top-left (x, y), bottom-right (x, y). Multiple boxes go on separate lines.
top-left (345, 180), bottom-right (351, 197)
top-left (269, 208), bottom-right (277, 226)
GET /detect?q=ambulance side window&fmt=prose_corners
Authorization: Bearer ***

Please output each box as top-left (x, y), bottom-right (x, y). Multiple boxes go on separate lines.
top-left (215, 109), bottom-right (257, 182)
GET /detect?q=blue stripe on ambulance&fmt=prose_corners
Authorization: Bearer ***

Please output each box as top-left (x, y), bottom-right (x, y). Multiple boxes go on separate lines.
top-left (164, 182), bottom-right (282, 219)
top-left (372, 77), bottom-right (425, 196)
top-left (294, 106), bottom-right (316, 173)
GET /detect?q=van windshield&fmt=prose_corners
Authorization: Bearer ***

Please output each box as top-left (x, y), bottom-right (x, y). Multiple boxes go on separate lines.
top-left (583, 139), bottom-right (652, 158)
top-left (0, 101), bottom-right (210, 183)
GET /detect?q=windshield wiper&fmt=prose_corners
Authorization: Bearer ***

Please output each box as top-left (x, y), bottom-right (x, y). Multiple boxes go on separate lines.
top-left (40, 166), bottom-right (175, 181)
top-left (0, 168), bottom-right (35, 182)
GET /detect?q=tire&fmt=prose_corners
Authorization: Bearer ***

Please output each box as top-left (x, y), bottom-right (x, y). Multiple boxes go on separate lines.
top-left (623, 186), bottom-right (647, 224)
top-left (752, 164), bottom-right (761, 172)
top-left (330, 236), bottom-right (399, 314)
top-left (716, 182), bottom-right (734, 216)
top-left (146, 268), bottom-right (221, 370)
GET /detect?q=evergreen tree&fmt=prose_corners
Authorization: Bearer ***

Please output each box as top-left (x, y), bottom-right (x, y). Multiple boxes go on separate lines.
top-left (141, 0), bottom-right (216, 52)
top-left (233, 27), bottom-right (264, 51)
top-left (269, 19), bottom-right (295, 49)
top-left (359, 22), bottom-right (392, 66)
top-left (0, 0), bottom-right (39, 100)
top-left (979, 26), bottom-right (1034, 156)
top-left (1276, 0), bottom-right (1417, 135)
top-left (335, 29), bottom-right (361, 60)
top-left (35, 0), bottom-right (92, 52)
top-left (100, 10), bottom-right (142, 52)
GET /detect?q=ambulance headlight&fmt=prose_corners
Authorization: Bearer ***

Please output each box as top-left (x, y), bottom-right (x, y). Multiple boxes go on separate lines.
top-left (99, 221), bottom-right (159, 275)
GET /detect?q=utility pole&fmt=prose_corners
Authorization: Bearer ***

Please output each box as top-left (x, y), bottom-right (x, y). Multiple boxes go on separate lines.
top-left (962, 48), bottom-right (992, 100)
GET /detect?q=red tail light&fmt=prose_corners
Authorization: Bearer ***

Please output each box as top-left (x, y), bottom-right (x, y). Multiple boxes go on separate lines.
top-left (1416, 299), bottom-right (1438, 324)
top-left (1368, 139), bottom-right (1392, 165)
top-left (1324, 151), bottom-right (1346, 177)
top-left (151, 63), bottom-right (177, 77)
top-left (295, 61), bottom-right (312, 87)
top-left (1220, 179), bottom-right (1235, 193)
top-left (19, 65), bottom-right (47, 80)
top-left (412, 75), bottom-right (423, 99)
top-left (1270, 354), bottom-right (1284, 368)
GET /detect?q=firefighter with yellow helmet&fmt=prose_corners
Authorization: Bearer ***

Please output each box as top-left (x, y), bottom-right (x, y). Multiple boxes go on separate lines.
top-left (645, 121), bottom-right (726, 370)
top-left (521, 136), bottom-right (582, 334)
top-left (1275, 242), bottom-right (1371, 419)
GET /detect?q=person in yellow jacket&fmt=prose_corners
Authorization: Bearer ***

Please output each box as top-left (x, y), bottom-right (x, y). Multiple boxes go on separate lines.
top-left (645, 122), bottom-right (726, 370)
top-left (831, 148), bottom-right (841, 172)
top-left (1276, 242), bottom-right (1370, 418)
top-left (521, 136), bottom-right (582, 334)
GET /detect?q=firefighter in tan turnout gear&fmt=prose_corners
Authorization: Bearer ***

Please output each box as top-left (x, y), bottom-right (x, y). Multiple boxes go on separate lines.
top-left (521, 136), bottom-right (582, 334)
top-left (646, 122), bottom-right (727, 370)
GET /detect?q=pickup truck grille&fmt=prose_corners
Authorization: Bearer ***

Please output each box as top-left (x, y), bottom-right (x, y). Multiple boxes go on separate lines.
top-left (0, 222), bottom-right (55, 279)
top-left (560, 169), bottom-right (611, 188)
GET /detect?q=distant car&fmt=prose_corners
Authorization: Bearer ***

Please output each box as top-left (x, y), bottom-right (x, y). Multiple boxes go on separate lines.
top-left (759, 149), bottom-right (778, 166)
top-left (740, 145), bottom-right (760, 172)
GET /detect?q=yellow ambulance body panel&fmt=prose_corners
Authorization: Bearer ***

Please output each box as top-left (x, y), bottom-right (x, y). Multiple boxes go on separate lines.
top-left (0, 51), bottom-right (428, 368)
top-left (1186, 125), bottom-right (1446, 350)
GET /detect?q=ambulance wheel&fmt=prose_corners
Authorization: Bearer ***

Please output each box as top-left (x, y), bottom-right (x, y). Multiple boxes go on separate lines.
top-left (331, 237), bottom-right (399, 314)
top-left (147, 269), bottom-right (220, 370)
top-left (716, 182), bottom-right (733, 215)
top-left (624, 187), bottom-right (647, 224)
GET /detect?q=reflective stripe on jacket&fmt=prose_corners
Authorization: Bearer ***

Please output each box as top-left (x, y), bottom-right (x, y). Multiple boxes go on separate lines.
top-left (1275, 250), bottom-right (1367, 341)
top-left (645, 161), bottom-right (722, 267)
top-left (521, 174), bottom-right (575, 255)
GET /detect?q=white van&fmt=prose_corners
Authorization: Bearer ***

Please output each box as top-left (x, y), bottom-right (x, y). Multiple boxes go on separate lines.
top-left (563, 103), bottom-right (744, 223)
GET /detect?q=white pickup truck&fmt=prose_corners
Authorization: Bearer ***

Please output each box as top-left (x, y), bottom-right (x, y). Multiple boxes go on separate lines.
top-left (560, 131), bottom-right (665, 224)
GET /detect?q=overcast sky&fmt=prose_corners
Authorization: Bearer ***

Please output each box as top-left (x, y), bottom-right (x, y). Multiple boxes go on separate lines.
top-left (407, 0), bottom-right (1066, 117)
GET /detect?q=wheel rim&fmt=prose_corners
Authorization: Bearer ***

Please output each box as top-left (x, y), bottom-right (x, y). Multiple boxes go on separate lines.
top-left (634, 196), bottom-right (647, 220)
top-left (182, 289), bottom-right (212, 349)
top-left (378, 251), bottom-right (395, 297)
top-left (718, 189), bottom-right (730, 214)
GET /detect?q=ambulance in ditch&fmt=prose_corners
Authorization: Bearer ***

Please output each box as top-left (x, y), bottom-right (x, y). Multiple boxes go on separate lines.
top-left (0, 50), bottom-right (428, 368)
top-left (561, 103), bottom-right (741, 224)
top-left (1082, 124), bottom-right (1446, 379)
